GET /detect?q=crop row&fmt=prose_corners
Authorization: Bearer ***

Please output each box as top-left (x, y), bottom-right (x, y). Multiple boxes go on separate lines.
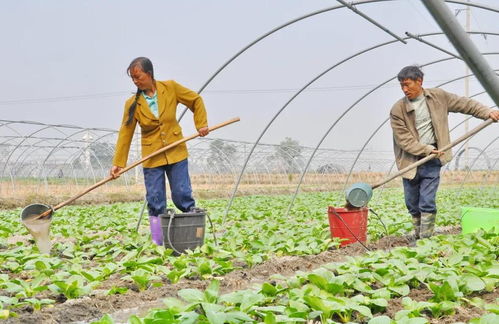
top-left (93, 231), bottom-right (498, 323)
top-left (0, 186), bottom-right (497, 320)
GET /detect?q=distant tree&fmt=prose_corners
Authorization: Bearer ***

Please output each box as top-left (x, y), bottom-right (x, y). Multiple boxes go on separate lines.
top-left (275, 137), bottom-right (303, 173)
top-left (208, 139), bottom-right (237, 173)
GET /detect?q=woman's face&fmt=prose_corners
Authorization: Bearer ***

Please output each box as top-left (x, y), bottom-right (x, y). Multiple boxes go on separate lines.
top-left (129, 65), bottom-right (153, 90)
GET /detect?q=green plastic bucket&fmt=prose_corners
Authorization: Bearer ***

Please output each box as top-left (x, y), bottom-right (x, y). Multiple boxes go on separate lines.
top-left (461, 207), bottom-right (499, 234)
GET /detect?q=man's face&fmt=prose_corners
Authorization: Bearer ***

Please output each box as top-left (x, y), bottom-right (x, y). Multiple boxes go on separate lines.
top-left (399, 78), bottom-right (423, 100)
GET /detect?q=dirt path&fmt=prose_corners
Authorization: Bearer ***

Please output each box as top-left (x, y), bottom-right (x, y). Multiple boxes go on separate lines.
top-left (7, 226), bottom-right (489, 324)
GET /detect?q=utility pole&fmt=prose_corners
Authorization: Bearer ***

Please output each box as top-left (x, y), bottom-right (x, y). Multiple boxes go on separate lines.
top-left (463, 0), bottom-right (470, 170)
top-left (455, 1), bottom-right (472, 170)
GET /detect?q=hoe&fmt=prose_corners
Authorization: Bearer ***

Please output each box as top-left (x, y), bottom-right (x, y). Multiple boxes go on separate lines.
top-left (21, 117), bottom-right (240, 254)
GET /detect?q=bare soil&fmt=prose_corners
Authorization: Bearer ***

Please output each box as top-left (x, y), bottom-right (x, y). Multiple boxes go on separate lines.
top-left (5, 226), bottom-right (493, 324)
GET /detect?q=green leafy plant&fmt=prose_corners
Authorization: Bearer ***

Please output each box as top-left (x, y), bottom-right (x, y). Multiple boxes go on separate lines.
top-left (48, 275), bottom-right (91, 299)
top-left (122, 269), bottom-right (161, 291)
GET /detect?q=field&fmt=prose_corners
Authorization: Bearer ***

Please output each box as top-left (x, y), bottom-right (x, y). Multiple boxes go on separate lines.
top-left (0, 170), bottom-right (496, 208)
top-left (0, 185), bottom-right (498, 324)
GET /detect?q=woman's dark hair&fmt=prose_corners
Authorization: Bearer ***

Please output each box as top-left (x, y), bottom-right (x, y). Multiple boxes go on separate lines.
top-left (125, 57), bottom-right (155, 125)
top-left (397, 65), bottom-right (424, 82)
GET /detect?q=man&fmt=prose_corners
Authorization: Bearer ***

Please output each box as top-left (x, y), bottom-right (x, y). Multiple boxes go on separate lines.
top-left (390, 65), bottom-right (499, 243)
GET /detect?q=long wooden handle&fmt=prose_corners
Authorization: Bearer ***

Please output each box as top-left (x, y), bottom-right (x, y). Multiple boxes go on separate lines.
top-left (35, 117), bottom-right (240, 218)
top-left (372, 118), bottom-right (495, 189)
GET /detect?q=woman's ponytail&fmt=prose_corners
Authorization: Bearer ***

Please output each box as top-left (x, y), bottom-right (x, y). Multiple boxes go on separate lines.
top-left (126, 88), bottom-right (141, 125)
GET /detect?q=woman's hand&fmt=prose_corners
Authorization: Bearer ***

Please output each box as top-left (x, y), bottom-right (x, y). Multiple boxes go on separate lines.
top-left (490, 110), bottom-right (499, 121)
top-left (198, 126), bottom-right (209, 137)
top-left (110, 166), bottom-right (123, 179)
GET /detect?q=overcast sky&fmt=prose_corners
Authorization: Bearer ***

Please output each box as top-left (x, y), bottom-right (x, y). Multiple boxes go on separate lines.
top-left (1, 0), bottom-right (499, 152)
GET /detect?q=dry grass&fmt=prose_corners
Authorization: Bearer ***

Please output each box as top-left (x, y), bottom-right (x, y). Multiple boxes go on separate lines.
top-left (0, 170), bottom-right (496, 209)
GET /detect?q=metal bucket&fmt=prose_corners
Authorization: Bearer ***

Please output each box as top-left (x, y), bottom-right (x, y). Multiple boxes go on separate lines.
top-left (160, 208), bottom-right (206, 255)
top-left (345, 182), bottom-right (373, 208)
top-left (20, 204), bottom-right (53, 254)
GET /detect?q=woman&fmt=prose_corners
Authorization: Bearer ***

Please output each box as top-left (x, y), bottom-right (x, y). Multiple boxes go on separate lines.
top-left (110, 57), bottom-right (209, 245)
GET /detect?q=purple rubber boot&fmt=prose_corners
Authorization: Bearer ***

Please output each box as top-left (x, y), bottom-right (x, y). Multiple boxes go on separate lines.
top-left (149, 216), bottom-right (163, 246)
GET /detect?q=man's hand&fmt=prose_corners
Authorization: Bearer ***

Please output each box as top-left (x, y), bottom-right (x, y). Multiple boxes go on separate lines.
top-left (431, 149), bottom-right (445, 157)
top-left (489, 110), bottom-right (499, 121)
top-left (110, 166), bottom-right (123, 179)
top-left (198, 126), bottom-right (209, 137)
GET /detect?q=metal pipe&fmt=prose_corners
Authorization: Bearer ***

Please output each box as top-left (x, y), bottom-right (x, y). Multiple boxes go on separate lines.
top-left (337, 0), bottom-right (407, 43)
top-left (405, 32), bottom-right (460, 59)
top-left (422, 0), bottom-right (499, 106)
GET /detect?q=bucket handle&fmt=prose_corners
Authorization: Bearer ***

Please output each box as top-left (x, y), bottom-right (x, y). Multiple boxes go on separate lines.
top-left (165, 209), bottom-right (215, 255)
top-left (166, 210), bottom-right (183, 255)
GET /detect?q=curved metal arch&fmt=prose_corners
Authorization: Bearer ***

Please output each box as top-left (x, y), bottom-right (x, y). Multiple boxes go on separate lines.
top-left (311, 149), bottom-right (346, 190)
top-left (271, 144), bottom-right (306, 172)
top-left (343, 117), bottom-right (390, 189)
top-left (225, 31), bottom-right (499, 221)
top-left (220, 38), bottom-right (403, 222)
top-left (176, 0), bottom-right (499, 122)
top-left (0, 121), bottom-right (24, 135)
top-left (66, 131), bottom-right (118, 182)
top-left (208, 145), bottom-right (237, 176)
top-left (199, 139), bottom-right (239, 176)
top-left (18, 143), bottom-right (74, 177)
top-left (1, 125), bottom-right (67, 192)
top-left (441, 115), bottom-right (497, 173)
top-left (458, 136), bottom-right (499, 190)
top-left (187, 154), bottom-right (217, 193)
top-left (0, 136), bottom-right (22, 186)
top-left (250, 149), bottom-right (293, 189)
top-left (48, 145), bottom-right (81, 187)
top-left (2, 124), bottom-right (69, 178)
top-left (447, 0), bottom-right (499, 14)
top-left (177, 0), bottom-right (396, 121)
top-left (66, 144), bottom-right (99, 184)
top-left (8, 136), bottom-right (79, 179)
top-left (0, 124), bottom-right (25, 144)
top-left (4, 142), bottom-right (55, 193)
top-left (252, 154), bottom-right (280, 191)
top-left (35, 146), bottom-right (79, 183)
top-left (479, 154), bottom-right (499, 189)
top-left (160, 3), bottom-right (499, 212)
top-left (190, 146), bottom-right (226, 176)
top-left (454, 146), bottom-right (492, 170)
top-left (0, 123), bottom-right (31, 183)
top-left (236, 152), bottom-right (264, 190)
top-left (9, 139), bottom-right (72, 178)
top-left (38, 128), bottom-right (101, 180)
top-left (17, 145), bottom-right (54, 192)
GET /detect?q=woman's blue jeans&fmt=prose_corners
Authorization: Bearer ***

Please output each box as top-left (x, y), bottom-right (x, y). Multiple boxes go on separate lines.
top-left (402, 158), bottom-right (442, 216)
top-left (143, 159), bottom-right (195, 215)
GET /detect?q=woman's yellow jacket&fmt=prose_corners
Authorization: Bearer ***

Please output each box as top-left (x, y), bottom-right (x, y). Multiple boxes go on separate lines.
top-left (112, 80), bottom-right (208, 168)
